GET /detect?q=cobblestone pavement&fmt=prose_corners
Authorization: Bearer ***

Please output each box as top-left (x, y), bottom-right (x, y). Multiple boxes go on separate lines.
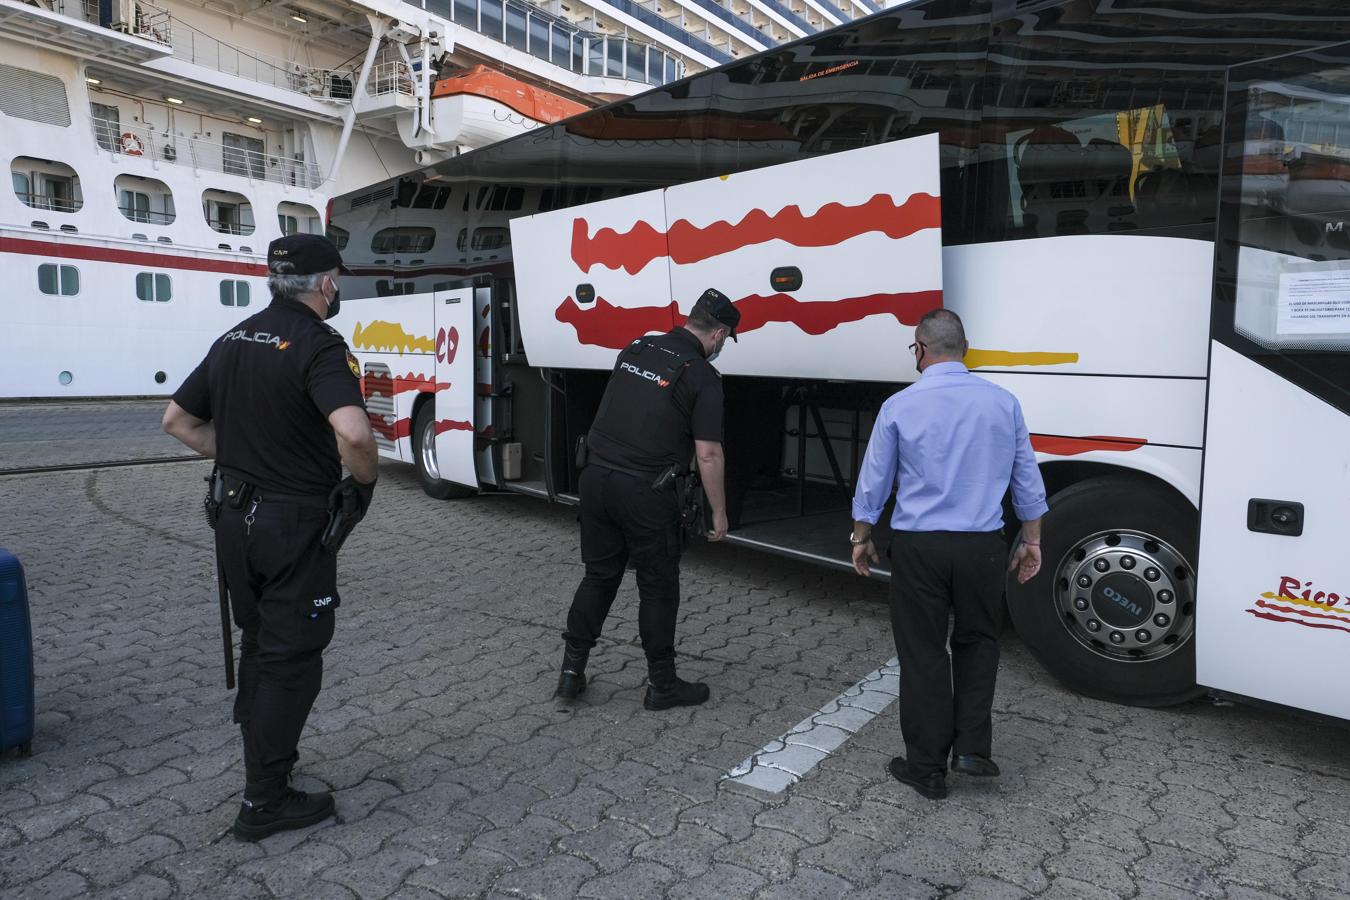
top-left (0, 400), bottom-right (188, 470)
top-left (1, 450), bottom-right (1348, 898)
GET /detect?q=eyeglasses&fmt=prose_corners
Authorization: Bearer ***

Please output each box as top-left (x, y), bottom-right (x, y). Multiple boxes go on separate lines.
top-left (908, 341), bottom-right (927, 353)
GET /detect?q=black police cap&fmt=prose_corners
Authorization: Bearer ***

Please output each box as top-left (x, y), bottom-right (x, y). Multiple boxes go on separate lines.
top-left (267, 233), bottom-right (350, 276)
top-left (693, 287), bottom-right (740, 341)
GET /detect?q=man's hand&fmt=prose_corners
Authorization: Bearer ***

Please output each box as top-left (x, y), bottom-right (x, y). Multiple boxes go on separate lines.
top-left (1009, 542), bottom-right (1042, 584)
top-left (852, 540), bottom-right (880, 577)
top-left (707, 509), bottom-right (728, 542)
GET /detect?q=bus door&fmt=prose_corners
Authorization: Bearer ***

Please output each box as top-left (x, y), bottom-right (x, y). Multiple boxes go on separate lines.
top-left (1198, 43), bottom-right (1350, 720)
top-left (432, 285), bottom-right (479, 490)
top-left (472, 281), bottom-right (498, 488)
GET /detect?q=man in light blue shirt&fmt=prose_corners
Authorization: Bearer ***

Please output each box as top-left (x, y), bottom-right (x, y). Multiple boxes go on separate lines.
top-left (850, 309), bottom-right (1048, 801)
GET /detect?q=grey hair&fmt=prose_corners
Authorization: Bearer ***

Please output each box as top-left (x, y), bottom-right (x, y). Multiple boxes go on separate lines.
top-left (914, 309), bottom-right (967, 358)
top-left (267, 264), bottom-right (332, 303)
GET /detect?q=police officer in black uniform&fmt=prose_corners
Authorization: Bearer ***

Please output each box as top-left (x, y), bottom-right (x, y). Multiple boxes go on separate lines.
top-left (556, 288), bottom-right (740, 709)
top-left (162, 234), bottom-right (377, 840)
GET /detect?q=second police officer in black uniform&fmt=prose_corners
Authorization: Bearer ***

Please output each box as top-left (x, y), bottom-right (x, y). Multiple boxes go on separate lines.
top-left (162, 234), bottom-right (378, 840)
top-left (555, 288), bottom-right (741, 710)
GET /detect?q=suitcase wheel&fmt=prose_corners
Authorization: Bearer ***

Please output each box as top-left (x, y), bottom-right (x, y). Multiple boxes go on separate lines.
top-left (18, 743), bottom-right (31, 757)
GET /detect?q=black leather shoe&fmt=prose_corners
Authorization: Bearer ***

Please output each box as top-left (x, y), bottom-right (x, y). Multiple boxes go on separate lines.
top-left (888, 757), bottom-right (947, 800)
top-left (952, 754), bottom-right (1000, 777)
top-left (232, 787), bottom-right (335, 841)
top-left (555, 670), bottom-right (586, 699)
top-left (644, 676), bottom-right (710, 710)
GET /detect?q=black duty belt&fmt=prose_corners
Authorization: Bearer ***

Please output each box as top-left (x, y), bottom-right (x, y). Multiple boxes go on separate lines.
top-left (220, 473), bottom-right (329, 509)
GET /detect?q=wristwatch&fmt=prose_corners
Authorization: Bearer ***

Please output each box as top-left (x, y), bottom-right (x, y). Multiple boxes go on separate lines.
top-left (849, 532), bottom-right (870, 545)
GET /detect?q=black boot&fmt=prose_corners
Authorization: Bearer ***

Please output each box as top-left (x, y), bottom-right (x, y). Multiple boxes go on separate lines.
top-left (232, 776), bottom-right (336, 841)
top-left (643, 657), bottom-right (709, 711)
top-left (555, 642), bottom-right (589, 699)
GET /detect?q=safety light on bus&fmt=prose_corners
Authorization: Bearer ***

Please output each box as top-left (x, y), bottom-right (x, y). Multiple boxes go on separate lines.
top-left (576, 283), bottom-right (595, 305)
top-left (770, 266), bottom-right (802, 292)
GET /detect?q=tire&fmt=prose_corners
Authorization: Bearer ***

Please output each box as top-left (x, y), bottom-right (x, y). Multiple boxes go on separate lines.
top-left (412, 399), bottom-right (475, 500)
top-left (1006, 475), bottom-right (1203, 707)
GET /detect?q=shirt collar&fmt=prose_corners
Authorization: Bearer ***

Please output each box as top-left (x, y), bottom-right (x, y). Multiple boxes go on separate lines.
top-left (669, 326), bottom-right (707, 358)
top-left (270, 296), bottom-right (322, 320)
top-left (920, 360), bottom-right (969, 379)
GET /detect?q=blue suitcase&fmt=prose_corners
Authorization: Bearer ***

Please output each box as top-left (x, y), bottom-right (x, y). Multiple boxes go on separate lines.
top-left (0, 548), bottom-right (34, 757)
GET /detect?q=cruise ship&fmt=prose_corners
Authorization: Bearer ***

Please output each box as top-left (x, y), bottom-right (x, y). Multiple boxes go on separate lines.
top-left (0, 0), bottom-right (891, 399)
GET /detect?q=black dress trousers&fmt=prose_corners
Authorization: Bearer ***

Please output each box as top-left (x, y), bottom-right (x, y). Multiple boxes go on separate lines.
top-left (216, 498), bottom-right (338, 786)
top-left (888, 530), bottom-right (1006, 775)
top-left (564, 466), bottom-right (683, 663)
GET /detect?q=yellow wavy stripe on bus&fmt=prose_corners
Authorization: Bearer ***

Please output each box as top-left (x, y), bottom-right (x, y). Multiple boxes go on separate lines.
top-left (352, 321), bottom-right (436, 354)
top-left (964, 349), bottom-right (1080, 369)
top-left (1260, 592), bottom-right (1350, 621)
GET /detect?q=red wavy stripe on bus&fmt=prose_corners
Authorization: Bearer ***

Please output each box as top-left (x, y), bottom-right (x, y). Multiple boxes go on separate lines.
top-left (1254, 597), bottom-right (1350, 626)
top-left (1030, 435), bottom-right (1148, 456)
top-left (555, 290), bottom-right (942, 349)
top-left (381, 417), bottom-right (474, 441)
top-left (1247, 609), bottom-right (1350, 635)
top-left (363, 374), bottom-right (438, 399)
top-left (571, 192), bottom-right (941, 275)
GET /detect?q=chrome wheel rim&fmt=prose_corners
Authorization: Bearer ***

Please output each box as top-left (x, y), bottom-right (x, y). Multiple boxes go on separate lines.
top-left (1053, 530), bottom-right (1195, 663)
top-left (418, 412), bottom-right (440, 481)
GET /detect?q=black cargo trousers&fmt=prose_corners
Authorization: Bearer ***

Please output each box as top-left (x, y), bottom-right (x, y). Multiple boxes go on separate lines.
top-left (564, 465), bottom-right (682, 664)
top-left (216, 493), bottom-right (338, 791)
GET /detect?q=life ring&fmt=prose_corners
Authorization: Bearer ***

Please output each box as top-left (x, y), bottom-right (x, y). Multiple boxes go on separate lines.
top-left (120, 132), bottom-right (143, 156)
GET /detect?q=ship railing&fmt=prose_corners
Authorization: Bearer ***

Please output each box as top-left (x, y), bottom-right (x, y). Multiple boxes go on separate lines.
top-left (119, 207), bottom-right (176, 225)
top-left (90, 117), bottom-right (324, 189)
top-left (168, 18), bottom-right (357, 100)
top-left (204, 219), bottom-right (257, 236)
top-left (368, 60), bottom-right (416, 98)
top-left (16, 192), bottom-right (82, 214)
top-left (66, 0), bottom-right (173, 46)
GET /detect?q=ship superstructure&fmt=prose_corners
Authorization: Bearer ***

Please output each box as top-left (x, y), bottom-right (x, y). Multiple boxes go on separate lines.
top-left (0, 0), bottom-right (892, 398)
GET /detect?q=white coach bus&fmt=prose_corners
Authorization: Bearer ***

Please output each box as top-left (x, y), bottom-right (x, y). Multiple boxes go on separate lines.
top-left (326, 0), bottom-right (1350, 720)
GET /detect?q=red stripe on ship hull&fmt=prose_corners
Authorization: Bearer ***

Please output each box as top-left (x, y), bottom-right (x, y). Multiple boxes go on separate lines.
top-left (1031, 435), bottom-right (1148, 456)
top-left (0, 236), bottom-right (268, 276)
top-left (555, 290), bottom-right (942, 350)
top-left (571, 192), bottom-right (942, 275)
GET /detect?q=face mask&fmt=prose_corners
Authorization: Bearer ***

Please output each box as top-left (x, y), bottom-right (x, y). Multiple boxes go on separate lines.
top-left (324, 280), bottom-right (341, 320)
top-left (707, 334), bottom-right (726, 364)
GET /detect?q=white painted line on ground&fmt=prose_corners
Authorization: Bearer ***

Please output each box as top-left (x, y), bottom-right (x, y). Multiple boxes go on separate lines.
top-left (723, 657), bottom-right (899, 793)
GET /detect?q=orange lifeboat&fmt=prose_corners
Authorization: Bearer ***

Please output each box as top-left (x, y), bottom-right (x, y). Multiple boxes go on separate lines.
top-left (431, 65), bottom-right (589, 125)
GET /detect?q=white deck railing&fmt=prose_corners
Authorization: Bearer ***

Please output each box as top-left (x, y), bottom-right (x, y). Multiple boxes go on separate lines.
top-left (92, 118), bottom-right (322, 189)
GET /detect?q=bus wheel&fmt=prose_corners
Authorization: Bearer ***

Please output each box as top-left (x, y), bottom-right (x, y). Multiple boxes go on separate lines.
top-left (1006, 476), bottom-right (1203, 707)
top-left (413, 400), bottom-right (475, 500)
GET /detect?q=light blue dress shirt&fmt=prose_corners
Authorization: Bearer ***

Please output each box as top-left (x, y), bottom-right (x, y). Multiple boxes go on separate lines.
top-left (851, 361), bottom-right (1049, 533)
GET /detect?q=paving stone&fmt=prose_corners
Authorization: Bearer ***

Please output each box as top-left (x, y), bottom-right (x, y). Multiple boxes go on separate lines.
top-left (6, 869), bottom-right (91, 900)
top-left (712, 828), bottom-right (809, 881)
top-left (1130, 844), bottom-right (1226, 898)
top-left (557, 821), bottom-right (651, 875)
top-left (752, 866), bottom-right (855, 900)
top-left (948, 875), bottom-right (1034, 899)
top-left (85, 873), bottom-right (176, 900)
top-left (490, 853), bottom-right (598, 899)
top-left (632, 823), bottom-right (729, 877)
top-left (577, 860), bottom-right (678, 899)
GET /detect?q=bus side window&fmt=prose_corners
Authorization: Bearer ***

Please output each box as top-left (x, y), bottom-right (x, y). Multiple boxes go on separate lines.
top-left (979, 0), bottom-right (1228, 242)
